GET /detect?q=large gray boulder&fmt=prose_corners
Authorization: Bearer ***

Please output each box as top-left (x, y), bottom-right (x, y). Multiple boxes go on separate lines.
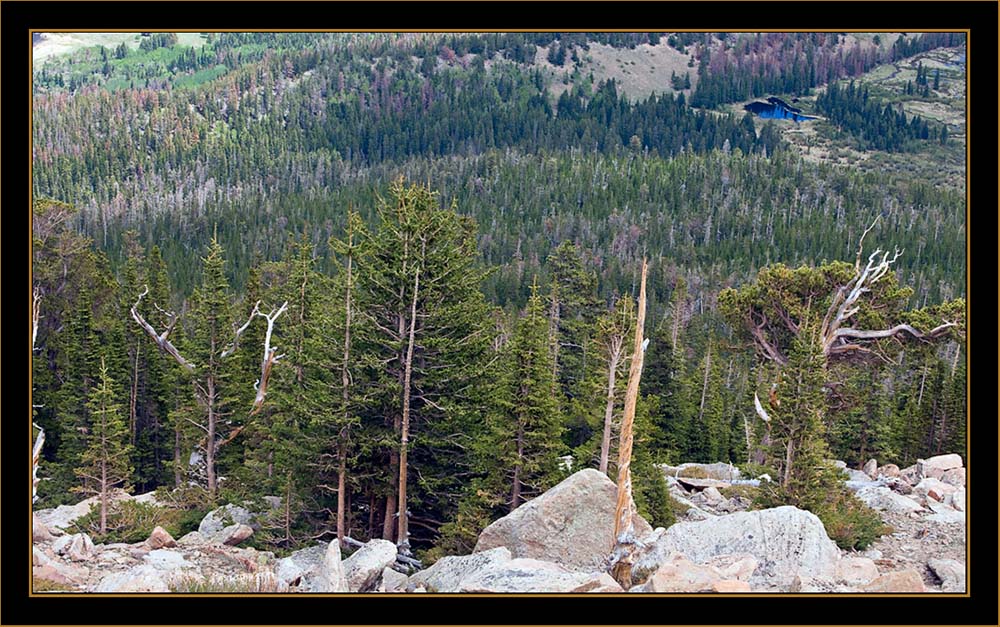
top-left (456, 557), bottom-right (622, 593)
top-left (198, 504), bottom-right (255, 536)
top-left (34, 499), bottom-right (98, 531)
top-left (52, 533), bottom-right (95, 562)
top-left (409, 547), bottom-right (513, 593)
top-left (919, 454), bottom-right (962, 480)
top-left (928, 558), bottom-right (965, 592)
top-left (275, 541), bottom-right (349, 592)
top-left (662, 462), bottom-right (742, 481)
top-left (315, 541), bottom-right (350, 592)
top-left (342, 539), bottom-right (398, 592)
top-left (473, 468), bottom-right (651, 571)
top-left (275, 543), bottom-right (328, 589)
top-left (855, 486), bottom-right (925, 514)
top-left (632, 506), bottom-right (840, 588)
top-left (95, 564), bottom-right (172, 592)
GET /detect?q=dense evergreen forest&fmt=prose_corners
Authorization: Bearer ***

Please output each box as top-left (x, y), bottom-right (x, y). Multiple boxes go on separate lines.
top-left (32, 32), bottom-right (966, 559)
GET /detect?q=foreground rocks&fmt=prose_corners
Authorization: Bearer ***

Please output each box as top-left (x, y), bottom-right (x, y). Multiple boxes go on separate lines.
top-left (473, 468), bottom-right (651, 571)
top-left (632, 506), bottom-right (840, 589)
top-left (33, 453), bottom-right (965, 594)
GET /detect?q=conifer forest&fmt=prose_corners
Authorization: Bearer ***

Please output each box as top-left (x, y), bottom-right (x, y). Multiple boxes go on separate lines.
top-left (29, 30), bottom-right (970, 596)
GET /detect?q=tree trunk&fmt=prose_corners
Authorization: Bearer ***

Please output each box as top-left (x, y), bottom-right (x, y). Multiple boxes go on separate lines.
top-left (611, 260), bottom-right (648, 589)
top-left (130, 346), bottom-right (139, 446)
top-left (511, 420), bottom-right (524, 512)
top-left (697, 346), bottom-right (711, 423)
top-left (548, 289), bottom-right (560, 383)
top-left (100, 459), bottom-right (108, 535)
top-left (206, 375), bottom-right (217, 500)
top-left (337, 446), bottom-right (347, 548)
top-left (397, 260), bottom-right (421, 554)
top-left (382, 459), bottom-right (397, 541)
top-left (599, 349), bottom-right (621, 474)
top-left (338, 245), bottom-right (354, 548)
top-left (783, 438), bottom-right (795, 488)
top-left (174, 423), bottom-right (182, 488)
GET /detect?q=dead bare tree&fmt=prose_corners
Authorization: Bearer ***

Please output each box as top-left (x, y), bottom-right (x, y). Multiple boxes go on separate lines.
top-left (609, 259), bottom-right (648, 589)
top-left (251, 301), bottom-right (289, 415)
top-left (33, 423), bottom-right (45, 503)
top-left (596, 296), bottom-right (634, 474)
top-left (131, 284), bottom-right (287, 498)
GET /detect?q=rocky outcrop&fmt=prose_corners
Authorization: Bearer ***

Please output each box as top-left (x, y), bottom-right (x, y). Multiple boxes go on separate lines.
top-left (409, 548), bottom-right (513, 593)
top-left (913, 477), bottom-right (958, 504)
top-left (862, 569), bottom-right (926, 593)
top-left (632, 506), bottom-right (840, 588)
top-left (146, 526), bottom-right (177, 549)
top-left (342, 539), bottom-right (398, 592)
top-left (274, 541), bottom-right (348, 592)
top-left (661, 462), bottom-right (742, 481)
top-left (927, 558), bottom-right (965, 592)
top-left (854, 486), bottom-right (925, 514)
top-left (315, 541), bottom-right (350, 592)
top-left (218, 524), bottom-right (255, 546)
top-left (862, 459), bottom-right (878, 479)
top-left (919, 454), bottom-right (962, 480)
top-left (939, 467), bottom-right (965, 487)
top-left (473, 469), bottom-right (651, 572)
top-left (834, 557), bottom-right (880, 586)
top-left (198, 504), bottom-right (255, 536)
top-left (456, 558), bottom-right (622, 593)
top-left (52, 533), bottom-right (95, 562)
top-left (33, 546), bottom-right (89, 586)
top-left (33, 513), bottom-right (57, 543)
top-left (378, 567), bottom-right (409, 592)
top-left (634, 554), bottom-right (724, 592)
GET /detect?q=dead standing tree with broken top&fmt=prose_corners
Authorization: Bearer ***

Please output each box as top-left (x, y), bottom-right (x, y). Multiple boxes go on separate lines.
top-left (131, 237), bottom-right (287, 500)
top-left (609, 258), bottom-right (648, 589)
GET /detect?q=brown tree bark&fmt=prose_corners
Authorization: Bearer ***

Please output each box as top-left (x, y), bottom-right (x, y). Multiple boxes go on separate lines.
top-left (610, 259), bottom-right (648, 589)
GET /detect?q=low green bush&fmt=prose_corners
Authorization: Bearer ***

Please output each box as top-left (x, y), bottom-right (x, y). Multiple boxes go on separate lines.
top-left (71, 499), bottom-right (208, 544)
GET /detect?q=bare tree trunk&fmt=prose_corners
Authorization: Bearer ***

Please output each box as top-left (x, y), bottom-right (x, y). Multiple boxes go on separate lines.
top-left (206, 375), bottom-right (217, 500)
top-left (130, 347), bottom-right (140, 446)
top-left (610, 260), bottom-right (648, 589)
top-left (548, 289), bottom-right (560, 383)
top-left (783, 438), bottom-right (794, 488)
top-left (337, 242), bottom-right (354, 549)
top-left (697, 345), bottom-right (712, 423)
top-left (511, 420), bottom-right (524, 513)
top-left (337, 449), bottom-right (347, 548)
top-left (284, 473), bottom-right (293, 545)
top-left (599, 350), bottom-right (621, 474)
top-left (383, 457), bottom-right (397, 541)
top-left (397, 258), bottom-right (422, 554)
top-left (174, 424), bottom-right (182, 488)
top-left (100, 460), bottom-right (108, 535)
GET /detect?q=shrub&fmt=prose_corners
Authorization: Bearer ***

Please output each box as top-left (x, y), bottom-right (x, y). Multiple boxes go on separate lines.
top-left (168, 572), bottom-right (287, 593)
top-left (33, 577), bottom-right (74, 592)
top-left (811, 490), bottom-right (893, 551)
top-left (634, 457), bottom-right (677, 529)
top-left (753, 478), bottom-right (890, 551)
top-left (71, 499), bottom-right (208, 544)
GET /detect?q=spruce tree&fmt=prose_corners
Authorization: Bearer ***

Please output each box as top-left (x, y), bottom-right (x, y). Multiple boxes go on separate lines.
top-left (488, 282), bottom-right (566, 512)
top-left (74, 357), bottom-right (133, 535)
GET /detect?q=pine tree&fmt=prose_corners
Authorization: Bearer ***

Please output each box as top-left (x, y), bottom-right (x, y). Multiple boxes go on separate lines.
top-left (547, 241), bottom-right (601, 437)
top-left (488, 282), bottom-right (566, 512)
top-left (74, 357), bottom-right (133, 535)
top-left (361, 178), bottom-right (494, 553)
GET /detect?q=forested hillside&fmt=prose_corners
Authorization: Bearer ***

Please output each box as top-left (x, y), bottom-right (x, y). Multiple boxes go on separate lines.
top-left (31, 32), bottom-right (966, 566)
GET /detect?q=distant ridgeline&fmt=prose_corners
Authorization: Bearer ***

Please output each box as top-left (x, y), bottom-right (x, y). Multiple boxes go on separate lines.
top-left (744, 97), bottom-right (818, 122)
